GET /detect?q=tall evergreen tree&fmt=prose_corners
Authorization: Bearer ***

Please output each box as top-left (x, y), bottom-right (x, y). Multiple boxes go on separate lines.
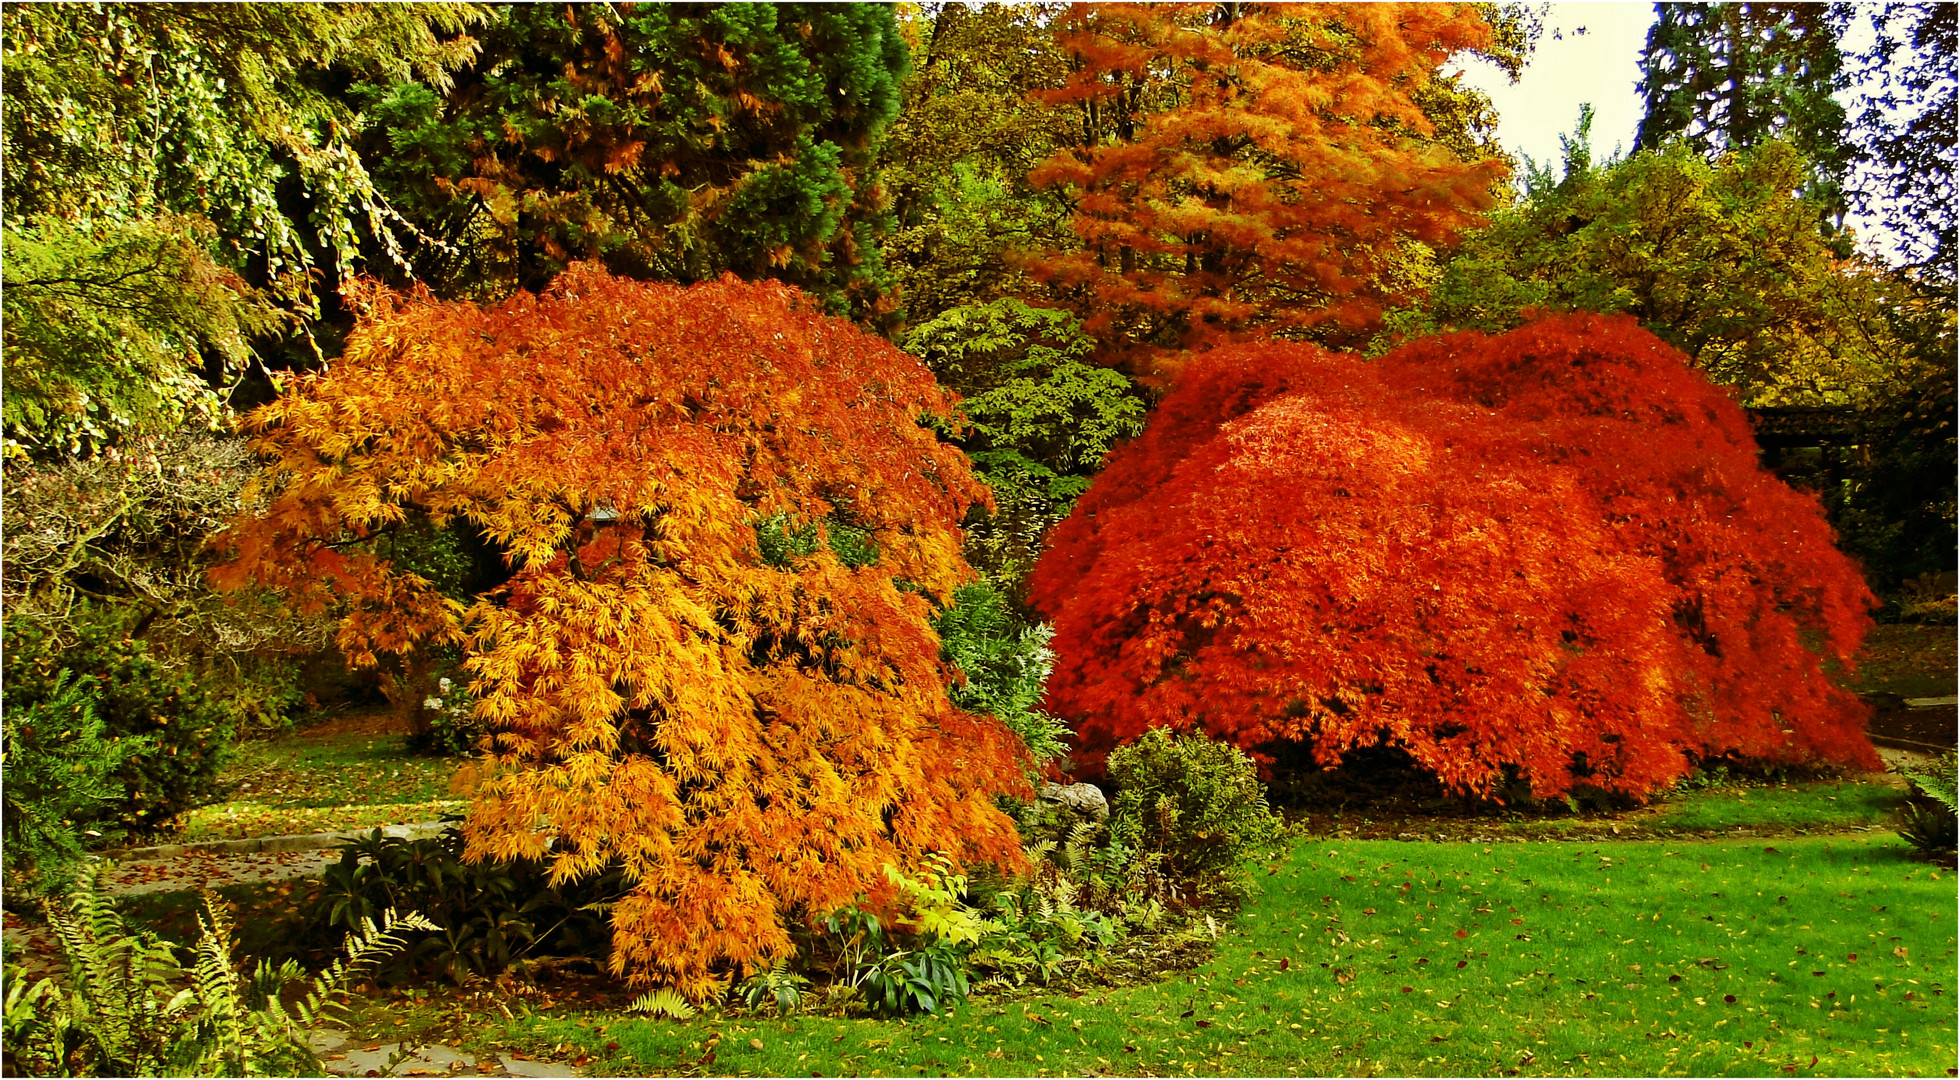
top-left (1635, 2), bottom-right (1849, 216)
top-left (1840, 1), bottom-right (1957, 285)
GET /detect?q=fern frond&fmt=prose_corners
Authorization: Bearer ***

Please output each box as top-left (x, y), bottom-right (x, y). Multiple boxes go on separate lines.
top-left (626, 987), bottom-right (698, 1019)
top-left (298, 908), bottom-right (439, 1024)
top-left (1900, 752), bottom-right (1960, 814)
top-left (1062, 822), bottom-right (1098, 873)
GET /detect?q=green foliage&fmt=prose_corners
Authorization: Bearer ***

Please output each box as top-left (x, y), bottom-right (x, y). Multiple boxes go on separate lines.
top-left (933, 581), bottom-right (1070, 773)
top-left (1898, 801), bottom-right (1959, 856)
top-left (827, 521), bottom-right (881, 570)
top-left (373, 517), bottom-right (481, 602)
top-left (752, 512), bottom-right (825, 569)
top-left (0, 671), bottom-right (145, 897)
top-left (0, 2), bottom-right (481, 302)
top-left (797, 855), bottom-right (1124, 1017)
top-left (625, 988), bottom-right (699, 1021)
top-left (857, 943), bottom-right (971, 1018)
top-left (966, 830), bottom-right (1143, 990)
top-left (752, 512), bottom-right (883, 571)
top-left (409, 664), bottom-right (483, 758)
top-left (1636, 2), bottom-right (1850, 216)
top-left (0, 2), bottom-right (485, 454)
top-left (735, 960), bottom-right (812, 1016)
top-left (880, 4), bottom-right (1077, 323)
top-left (1896, 752), bottom-right (1959, 857)
top-left (2, 608), bottom-right (236, 839)
top-left (295, 826), bottom-right (620, 988)
top-left (1, 873), bottom-right (434, 1077)
top-left (817, 864), bottom-right (979, 1017)
top-left (907, 299), bottom-right (1145, 580)
top-left (357, 3), bottom-right (907, 320)
top-left (0, 219), bottom-right (281, 457)
top-left (1379, 130), bottom-right (1920, 408)
top-left (1105, 730), bottom-right (1284, 907)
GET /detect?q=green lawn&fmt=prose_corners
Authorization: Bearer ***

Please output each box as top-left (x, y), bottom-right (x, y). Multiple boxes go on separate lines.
top-left (1645, 781), bottom-right (1906, 834)
top-left (497, 834), bottom-right (1955, 1078)
top-left (178, 733), bottom-right (466, 840)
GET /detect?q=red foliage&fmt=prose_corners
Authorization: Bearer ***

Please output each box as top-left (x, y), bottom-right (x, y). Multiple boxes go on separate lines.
top-left (1027, 3), bottom-right (1506, 377)
top-left (1030, 314), bottom-right (1879, 798)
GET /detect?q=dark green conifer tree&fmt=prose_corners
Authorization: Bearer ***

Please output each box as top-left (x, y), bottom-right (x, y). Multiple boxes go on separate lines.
top-left (1635, 3), bottom-right (1849, 216)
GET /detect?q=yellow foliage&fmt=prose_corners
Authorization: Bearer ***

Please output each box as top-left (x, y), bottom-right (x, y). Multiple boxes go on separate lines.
top-left (215, 267), bottom-right (1031, 997)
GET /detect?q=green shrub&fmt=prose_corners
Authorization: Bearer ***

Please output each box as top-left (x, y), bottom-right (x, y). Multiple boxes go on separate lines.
top-left (1106, 729), bottom-right (1284, 907)
top-left (0, 670), bottom-right (146, 896)
top-left (294, 825), bottom-right (621, 986)
top-left (1, 872), bottom-right (433, 1077)
top-left (934, 581), bottom-right (1070, 772)
top-left (2, 607), bottom-right (235, 837)
top-left (1, 431), bottom-right (335, 737)
top-left (204, 651), bottom-right (311, 736)
top-left (905, 300), bottom-right (1147, 586)
top-left (812, 899), bottom-right (972, 1017)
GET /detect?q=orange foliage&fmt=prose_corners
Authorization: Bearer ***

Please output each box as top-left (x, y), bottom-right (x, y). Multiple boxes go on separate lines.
top-left (214, 266), bottom-right (1029, 997)
top-left (1028, 2), bottom-right (1506, 375)
top-left (1030, 314), bottom-right (1879, 799)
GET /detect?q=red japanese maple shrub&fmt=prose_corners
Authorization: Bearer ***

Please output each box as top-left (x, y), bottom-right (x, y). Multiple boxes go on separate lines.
top-left (1030, 313), bottom-right (1878, 799)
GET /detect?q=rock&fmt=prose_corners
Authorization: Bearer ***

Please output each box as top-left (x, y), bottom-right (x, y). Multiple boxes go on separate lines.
top-left (1037, 782), bottom-right (1109, 823)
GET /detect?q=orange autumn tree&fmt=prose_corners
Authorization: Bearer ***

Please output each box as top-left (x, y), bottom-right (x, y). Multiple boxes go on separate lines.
top-left (1030, 314), bottom-right (1880, 799)
top-left (1028, 2), bottom-right (1508, 375)
top-left (214, 266), bottom-right (1029, 998)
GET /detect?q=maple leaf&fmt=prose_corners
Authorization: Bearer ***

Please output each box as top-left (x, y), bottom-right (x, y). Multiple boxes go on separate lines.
top-left (1030, 313), bottom-right (1878, 799)
top-left (215, 266), bottom-right (1032, 996)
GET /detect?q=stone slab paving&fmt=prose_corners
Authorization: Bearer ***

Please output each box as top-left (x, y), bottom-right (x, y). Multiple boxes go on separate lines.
top-left (309, 1028), bottom-right (583, 1078)
top-left (109, 821), bottom-right (449, 864)
top-left (2, 829), bottom-right (436, 984)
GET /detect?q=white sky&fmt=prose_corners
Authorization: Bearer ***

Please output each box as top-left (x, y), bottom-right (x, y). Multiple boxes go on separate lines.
top-left (1452, 2), bottom-right (1659, 176)
top-left (1447, 1), bottom-right (1905, 261)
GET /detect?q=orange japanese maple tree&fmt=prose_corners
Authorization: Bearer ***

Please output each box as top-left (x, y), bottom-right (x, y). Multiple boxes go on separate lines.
top-left (1027, 2), bottom-right (1508, 375)
top-left (1030, 313), bottom-right (1879, 799)
top-left (213, 266), bottom-right (1029, 997)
